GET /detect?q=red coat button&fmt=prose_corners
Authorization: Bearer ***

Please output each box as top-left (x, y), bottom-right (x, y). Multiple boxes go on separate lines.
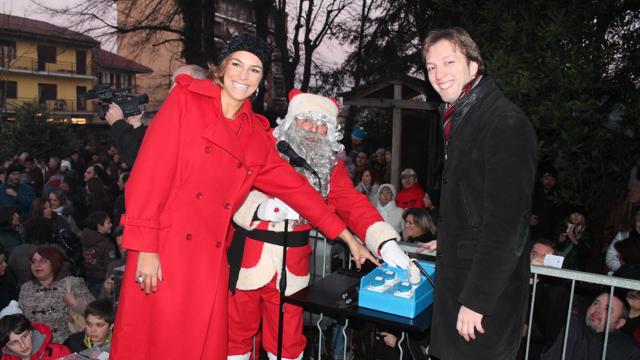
top-left (196, 192), bottom-right (204, 199)
top-left (274, 207), bottom-right (280, 213)
top-left (215, 241), bottom-right (222, 248)
top-left (237, 162), bottom-right (243, 168)
top-left (247, 169), bottom-right (252, 175)
top-left (186, 233), bottom-right (192, 240)
top-left (205, 146), bottom-right (212, 153)
top-left (224, 202), bottom-right (231, 210)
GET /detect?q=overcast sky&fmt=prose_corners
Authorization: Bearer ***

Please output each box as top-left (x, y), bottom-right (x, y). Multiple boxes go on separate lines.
top-left (2, 0), bottom-right (347, 66)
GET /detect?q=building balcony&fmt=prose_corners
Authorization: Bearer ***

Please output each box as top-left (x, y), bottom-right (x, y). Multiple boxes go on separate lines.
top-left (0, 97), bottom-right (95, 114)
top-left (0, 56), bottom-right (95, 79)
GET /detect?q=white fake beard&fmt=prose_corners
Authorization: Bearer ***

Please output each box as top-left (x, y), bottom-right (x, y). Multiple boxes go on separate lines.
top-left (281, 125), bottom-right (337, 198)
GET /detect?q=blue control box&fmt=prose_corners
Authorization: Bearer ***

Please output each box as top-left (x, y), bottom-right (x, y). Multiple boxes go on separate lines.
top-left (358, 261), bottom-right (436, 318)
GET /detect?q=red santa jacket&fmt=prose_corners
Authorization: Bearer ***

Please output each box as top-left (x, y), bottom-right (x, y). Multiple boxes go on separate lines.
top-left (232, 161), bottom-right (400, 295)
top-left (1, 323), bottom-right (71, 360)
top-left (111, 75), bottom-right (348, 360)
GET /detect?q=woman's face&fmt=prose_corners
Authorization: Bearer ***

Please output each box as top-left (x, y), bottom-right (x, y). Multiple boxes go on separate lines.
top-left (379, 187), bottom-right (393, 206)
top-left (48, 193), bottom-right (61, 209)
top-left (85, 314), bottom-right (113, 344)
top-left (43, 201), bottom-right (53, 220)
top-left (29, 252), bottom-right (53, 282)
top-left (5, 330), bottom-right (32, 357)
top-left (361, 171), bottom-right (372, 185)
top-left (0, 254), bottom-right (7, 276)
top-left (570, 212), bottom-right (585, 226)
top-left (404, 214), bottom-right (425, 238)
top-left (84, 166), bottom-right (95, 182)
top-left (627, 291), bottom-right (640, 312)
top-left (423, 192), bottom-right (433, 209)
top-left (221, 51), bottom-right (263, 105)
top-left (10, 212), bottom-right (19, 227)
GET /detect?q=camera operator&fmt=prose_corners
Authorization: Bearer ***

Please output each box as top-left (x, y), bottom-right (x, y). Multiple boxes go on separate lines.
top-left (102, 65), bottom-right (206, 169)
top-left (105, 103), bottom-right (146, 169)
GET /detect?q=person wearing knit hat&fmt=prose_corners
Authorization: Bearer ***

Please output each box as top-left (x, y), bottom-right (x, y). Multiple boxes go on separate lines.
top-left (228, 89), bottom-right (410, 360)
top-left (111, 33), bottom-right (369, 360)
top-left (0, 164), bottom-right (34, 218)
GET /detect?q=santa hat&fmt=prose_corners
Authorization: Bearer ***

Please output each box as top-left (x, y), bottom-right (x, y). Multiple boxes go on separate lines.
top-left (286, 88), bottom-right (339, 127)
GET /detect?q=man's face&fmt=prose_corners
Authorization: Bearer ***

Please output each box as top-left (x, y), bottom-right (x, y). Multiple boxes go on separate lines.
top-left (295, 117), bottom-right (328, 141)
top-left (425, 40), bottom-right (479, 104)
top-left (7, 171), bottom-right (20, 185)
top-left (84, 166), bottom-right (95, 182)
top-left (5, 330), bottom-right (32, 357)
top-left (530, 243), bottom-right (554, 266)
top-left (541, 175), bottom-right (557, 190)
top-left (48, 157), bottom-right (58, 169)
top-left (401, 175), bottom-right (416, 189)
top-left (375, 152), bottom-right (385, 164)
top-left (585, 293), bottom-right (625, 333)
top-left (355, 152), bottom-right (367, 167)
top-left (85, 314), bottom-right (113, 344)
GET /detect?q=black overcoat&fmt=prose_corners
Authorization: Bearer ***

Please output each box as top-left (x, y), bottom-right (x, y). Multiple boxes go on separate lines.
top-left (430, 77), bottom-right (538, 360)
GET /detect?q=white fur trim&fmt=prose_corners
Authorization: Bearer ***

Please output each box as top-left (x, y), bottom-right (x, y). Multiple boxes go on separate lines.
top-left (288, 93), bottom-right (338, 127)
top-left (268, 351), bottom-right (303, 360)
top-left (227, 353), bottom-right (251, 360)
top-left (365, 221), bottom-right (401, 256)
top-left (236, 243), bottom-right (310, 296)
top-left (233, 190), bottom-right (270, 230)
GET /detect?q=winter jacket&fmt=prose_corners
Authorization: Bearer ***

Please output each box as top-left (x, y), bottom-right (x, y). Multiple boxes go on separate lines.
top-left (80, 228), bottom-right (116, 281)
top-left (395, 184), bottom-right (425, 209)
top-left (1, 322), bottom-right (71, 360)
top-left (376, 184), bottom-right (404, 233)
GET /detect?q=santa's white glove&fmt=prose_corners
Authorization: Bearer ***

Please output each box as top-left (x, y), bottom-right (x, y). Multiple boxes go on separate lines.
top-left (256, 198), bottom-right (293, 222)
top-left (380, 240), bottom-right (411, 269)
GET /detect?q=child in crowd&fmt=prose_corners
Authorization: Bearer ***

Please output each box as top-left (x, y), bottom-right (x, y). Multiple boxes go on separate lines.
top-left (64, 299), bottom-right (114, 355)
top-left (81, 212), bottom-right (116, 297)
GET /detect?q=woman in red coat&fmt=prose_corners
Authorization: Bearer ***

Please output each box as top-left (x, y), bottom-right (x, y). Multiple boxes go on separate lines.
top-left (110, 35), bottom-right (374, 360)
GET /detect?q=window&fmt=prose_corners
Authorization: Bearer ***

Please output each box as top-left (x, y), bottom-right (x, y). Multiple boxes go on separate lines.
top-left (38, 83), bottom-right (57, 103)
top-left (76, 86), bottom-right (86, 111)
top-left (0, 40), bottom-right (16, 67)
top-left (37, 45), bottom-right (56, 71)
top-left (0, 81), bottom-right (17, 99)
top-left (76, 50), bottom-right (86, 75)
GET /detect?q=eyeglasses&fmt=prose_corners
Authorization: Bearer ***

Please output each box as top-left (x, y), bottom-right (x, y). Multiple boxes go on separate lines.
top-left (28, 258), bottom-right (50, 266)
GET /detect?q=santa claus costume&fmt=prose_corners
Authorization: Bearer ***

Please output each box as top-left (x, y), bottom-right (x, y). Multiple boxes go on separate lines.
top-left (227, 90), bottom-right (409, 360)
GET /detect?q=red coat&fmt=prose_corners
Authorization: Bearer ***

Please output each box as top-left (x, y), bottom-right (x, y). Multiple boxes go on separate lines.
top-left (232, 161), bottom-right (400, 295)
top-left (110, 75), bottom-right (347, 360)
top-left (1, 323), bottom-right (71, 360)
top-left (396, 184), bottom-right (425, 209)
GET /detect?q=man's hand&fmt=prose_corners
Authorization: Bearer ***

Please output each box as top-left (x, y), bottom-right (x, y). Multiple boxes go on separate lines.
top-left (126, 113), bottom-right (144, 128)
top-left (380, 240), bottom-right (410, 269)
top-left (338, 229), bottom-right (380, 269)
top-left (456, 305), bottom-right (485, 341)
top-left (105, 103), bottom-right (125, 126)
top-left (417, 240), bottom-right (437, 253)
top-left (5, 188), bottom-right (17, 197)
top-left (136, 251), bottom-right (163, 294)
top-left (256, 198), bottom-right (290, 222)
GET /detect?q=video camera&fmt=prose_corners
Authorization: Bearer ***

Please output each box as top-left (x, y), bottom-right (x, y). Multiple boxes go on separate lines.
top-left (86, 84), bottom-right (149, 120)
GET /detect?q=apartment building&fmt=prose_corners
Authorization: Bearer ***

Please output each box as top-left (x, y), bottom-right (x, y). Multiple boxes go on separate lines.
top-left (0, 13), bottom-right (151, 124)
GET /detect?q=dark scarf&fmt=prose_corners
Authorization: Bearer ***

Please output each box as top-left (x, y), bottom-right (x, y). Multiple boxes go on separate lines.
top-left (440, 75), bottom-right (484, 141)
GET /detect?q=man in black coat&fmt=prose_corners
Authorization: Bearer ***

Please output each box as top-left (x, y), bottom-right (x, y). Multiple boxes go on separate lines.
top-left (422, 28), bottom-right (538, 359)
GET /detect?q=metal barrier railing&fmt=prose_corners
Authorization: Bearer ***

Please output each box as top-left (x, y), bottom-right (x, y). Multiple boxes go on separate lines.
top-left (526, 265), bottom-right (640, 360)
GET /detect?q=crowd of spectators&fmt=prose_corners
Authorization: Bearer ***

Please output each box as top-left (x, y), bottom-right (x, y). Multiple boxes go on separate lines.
top-left (0, 143), bottom-right (127, 358)
top-left (1, 126), bottom-right (640, 359)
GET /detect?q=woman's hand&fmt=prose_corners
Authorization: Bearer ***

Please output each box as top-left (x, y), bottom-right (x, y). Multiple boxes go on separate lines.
top-left (63, 291), bottom-right (77, 308)
top-left (136, 252), bottom-right (163, 294)
top-left (338, 229), bottom-right (380, 269)
top-left (379, 331), bottom-right (398, 348)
